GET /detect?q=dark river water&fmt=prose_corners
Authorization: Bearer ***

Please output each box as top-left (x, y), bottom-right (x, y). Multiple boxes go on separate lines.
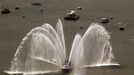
top-left (0, 0), bottom-right (134, 75)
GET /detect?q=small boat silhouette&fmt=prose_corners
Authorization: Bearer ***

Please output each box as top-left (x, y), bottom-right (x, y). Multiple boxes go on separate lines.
top-left (62, 60), bottom-right (72, 73)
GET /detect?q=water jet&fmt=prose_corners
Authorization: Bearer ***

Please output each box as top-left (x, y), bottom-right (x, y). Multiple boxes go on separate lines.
top-left (4, 19), bottom-right (119, 75)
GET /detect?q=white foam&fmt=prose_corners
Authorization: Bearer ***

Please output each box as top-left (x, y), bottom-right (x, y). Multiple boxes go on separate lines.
top-left (4, 70), bottom-right (59, 74)
top-left (81, 63), bottom-right (120, 68)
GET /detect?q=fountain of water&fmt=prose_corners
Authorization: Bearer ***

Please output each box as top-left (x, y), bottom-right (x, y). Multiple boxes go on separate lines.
top-left (4, 19), bottom-right (119, 75)
top-left (5, 19), bottom-right (66, 74)
top-left (69, 23), bottom-right (119, 68)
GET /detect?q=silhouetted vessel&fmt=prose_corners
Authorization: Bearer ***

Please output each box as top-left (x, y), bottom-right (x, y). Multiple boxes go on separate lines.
top-left (62, 60), bottom-right (72, 73)
top-left (64, 14), bottom-right (79, 20)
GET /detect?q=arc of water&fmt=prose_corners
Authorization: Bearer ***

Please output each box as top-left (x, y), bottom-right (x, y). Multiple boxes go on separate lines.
top-left (69, 34), bottom-right (83, 67)
top-left (6, 19), bottom-right (66, 74)
top-left (79, 23), bottom-right (117, 67)
top-left (40, 23), bottom-right (66, 66)
top-left (69, 23), bottom-right (119, 68)
top-left (30, 32), bottom-right (62, 67)
top-left (56, 19), bottom-right (66, 59)
top-left (41, 22), bottom-right (66, 62)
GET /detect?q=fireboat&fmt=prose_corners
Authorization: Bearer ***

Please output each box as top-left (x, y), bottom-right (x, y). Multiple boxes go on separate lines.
top-left (62, 59), bottom-right (73, 73)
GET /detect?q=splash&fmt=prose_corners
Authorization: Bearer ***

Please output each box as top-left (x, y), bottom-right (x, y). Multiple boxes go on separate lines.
top-left (5, 20), bottom-right (119, 75)
top-left (5, 19), bottom-right (66, 75)
top-left (69, 23), bottom-right (119, 68)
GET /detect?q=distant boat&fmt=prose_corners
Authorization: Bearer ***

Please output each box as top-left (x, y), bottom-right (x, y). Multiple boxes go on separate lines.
top-left (64, 14), bottom-right (79, 21)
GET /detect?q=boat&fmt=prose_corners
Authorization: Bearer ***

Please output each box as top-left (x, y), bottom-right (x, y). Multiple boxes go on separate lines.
top-left (62, 60), bottom-right (72, 73)
top-left (64, 14), bottom-right (79, 21)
